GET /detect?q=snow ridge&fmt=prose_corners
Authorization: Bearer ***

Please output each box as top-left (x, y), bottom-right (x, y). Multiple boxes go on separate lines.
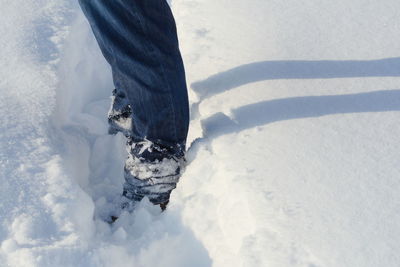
top-left (2, 0), bottom-right (400, 266)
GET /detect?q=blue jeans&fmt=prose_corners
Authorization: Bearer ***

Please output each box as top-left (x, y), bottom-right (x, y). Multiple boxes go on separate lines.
top-left (78, 0), bottom-right (189, 153)
top-left (79, 0), bottom-right (189, 206)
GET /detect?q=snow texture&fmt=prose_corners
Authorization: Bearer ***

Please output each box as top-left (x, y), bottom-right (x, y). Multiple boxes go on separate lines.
top-left (1, 0), bottom-right (400, 266)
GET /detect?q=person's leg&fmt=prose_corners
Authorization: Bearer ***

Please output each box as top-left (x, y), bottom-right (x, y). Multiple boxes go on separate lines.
top-left (78, 0), bottom-right (189, 208)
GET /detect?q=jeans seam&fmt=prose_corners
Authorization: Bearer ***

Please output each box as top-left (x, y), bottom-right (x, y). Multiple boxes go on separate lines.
top-left (134, 3), bottom-right (179, 144)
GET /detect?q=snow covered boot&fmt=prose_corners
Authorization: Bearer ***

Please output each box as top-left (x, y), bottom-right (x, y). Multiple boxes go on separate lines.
top-left (122, 139), bottom-right (185, 211)
top-left (108, 88), bottom-right (133, 137)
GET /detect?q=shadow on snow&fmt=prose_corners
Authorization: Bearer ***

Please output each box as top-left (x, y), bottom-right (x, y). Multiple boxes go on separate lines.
top-left (191, 57), bottom-right (400, 99)
top-left (200, 90), bottom-right (400, 138)
top-left (190, 58), bottom-right (400, 139)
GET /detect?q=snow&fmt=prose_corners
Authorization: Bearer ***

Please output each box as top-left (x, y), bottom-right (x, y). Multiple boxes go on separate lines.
top-left (1, 0), bottom-right (400, 266)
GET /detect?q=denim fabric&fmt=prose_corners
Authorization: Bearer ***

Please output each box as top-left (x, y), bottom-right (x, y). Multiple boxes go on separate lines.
top-left (79, 0), bottom-right (189, 207)
top-left (78, 0), bottom-right (189, 153)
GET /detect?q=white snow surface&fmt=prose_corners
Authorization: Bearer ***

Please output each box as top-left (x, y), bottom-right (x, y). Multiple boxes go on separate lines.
top-left (1, 0), bottom-right (400, 266)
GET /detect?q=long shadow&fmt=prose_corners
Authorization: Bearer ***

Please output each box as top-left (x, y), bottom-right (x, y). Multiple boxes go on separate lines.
top-left (201, 89), bottom-right (400, 138)
top-left (191, 58), bottom-right (400, 99)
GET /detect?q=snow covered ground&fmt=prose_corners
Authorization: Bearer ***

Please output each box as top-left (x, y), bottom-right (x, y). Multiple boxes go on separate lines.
top-left (1, 0), bottom-right (400, 266)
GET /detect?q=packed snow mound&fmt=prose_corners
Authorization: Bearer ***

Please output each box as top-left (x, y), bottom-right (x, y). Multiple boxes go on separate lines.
top-left (1, 0), bottom-right (400, 266)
